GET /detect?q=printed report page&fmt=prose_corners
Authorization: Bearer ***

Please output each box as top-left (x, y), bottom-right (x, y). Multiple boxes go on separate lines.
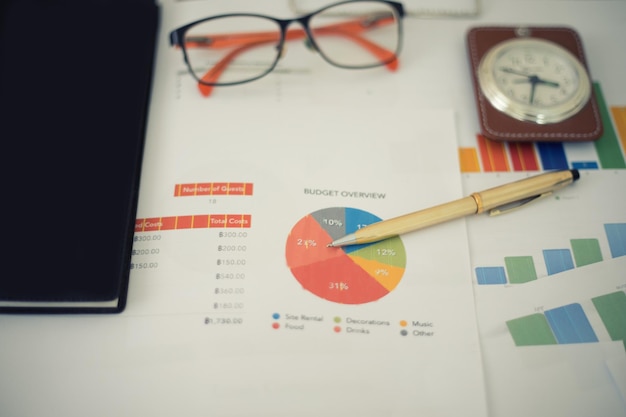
top-left (126, 102), bottom-right (488, 416)
top-left (127, 1), bottom-right (488, 415)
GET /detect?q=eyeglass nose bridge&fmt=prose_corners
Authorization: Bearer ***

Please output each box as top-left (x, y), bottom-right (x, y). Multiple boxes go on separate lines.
top-left (278, 16), bottom-right (321, 57)
top-left (303, 38), bottom-right (318, 53)
top-left (296, 15), bottom-right (321, 54)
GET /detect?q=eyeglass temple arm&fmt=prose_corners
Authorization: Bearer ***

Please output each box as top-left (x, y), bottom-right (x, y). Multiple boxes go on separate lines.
top-left (194, 40), bottom-right (272, 97)
top-left (182, 16), bottom-right (399, 97)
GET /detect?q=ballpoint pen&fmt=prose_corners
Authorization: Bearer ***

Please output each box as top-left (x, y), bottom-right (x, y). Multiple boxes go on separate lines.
top-left (328, 169), bottom-right (580, 247)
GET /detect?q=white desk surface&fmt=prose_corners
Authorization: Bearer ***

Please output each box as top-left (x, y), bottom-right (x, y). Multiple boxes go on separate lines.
top-left (2, 1), bottom-right (626, 416)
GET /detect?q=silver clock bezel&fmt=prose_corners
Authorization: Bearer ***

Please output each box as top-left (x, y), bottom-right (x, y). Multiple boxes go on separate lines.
top-left (477, 37), bottom-right (592, 124)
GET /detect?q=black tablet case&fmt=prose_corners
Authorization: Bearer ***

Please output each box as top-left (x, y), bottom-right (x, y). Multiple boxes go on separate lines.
top-left (0, 0), bottom-right (159, 313)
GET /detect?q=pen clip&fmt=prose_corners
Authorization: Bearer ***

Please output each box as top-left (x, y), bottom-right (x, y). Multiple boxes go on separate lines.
top-left (488, 192), bottom-right (553, 216)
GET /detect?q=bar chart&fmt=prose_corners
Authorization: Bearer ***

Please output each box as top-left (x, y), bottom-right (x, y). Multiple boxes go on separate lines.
top-left (506, 291), bottom-right (626, 350)
top-left (475, 223), bottom-right (626, 285)
top-left (459, 84), bottom-right (626, 173)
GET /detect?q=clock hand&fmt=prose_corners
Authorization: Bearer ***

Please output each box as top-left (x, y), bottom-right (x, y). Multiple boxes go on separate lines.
top-left (500, 67), bottom-right (560, 88)
top-left (529, 79), bottom-right (537, 104)
top-left (536, 78), bottom-right (560, 88)
top-left (519, 75), bottom-right (559, 104)
top-left (498, 67), bottom-right (532, 78)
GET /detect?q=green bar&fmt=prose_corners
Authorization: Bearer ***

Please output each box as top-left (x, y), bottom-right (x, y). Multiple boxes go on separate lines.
top-left (570, 238), bottom-right (603, 267)
top-left (593, 83), bottom-right (626, 169)
top-left (505, 256), bottom-right (537, 284)
top-left (592, 291), bottom-right (626, 350)
top-left (506, 314), bottom-right (558, 346)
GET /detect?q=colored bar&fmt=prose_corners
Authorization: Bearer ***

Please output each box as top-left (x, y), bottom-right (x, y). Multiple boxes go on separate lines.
top-left (543, 249), bottom-right (575, 275)
top-left (570, 238), bottom-right (603, 267)
top-left (475, 266), bottom-right (507, 285)
top-left (174, 184), bottom-right (191, 196)
top-left (193, 215), bottom-right (210, 228)
top-left (161, 216), bottom-right (178, 230)
top-left (459, 147), bottom-right (481, 172)
top-left (174, 182), bottom-right (254, 196)
top-left (593, 84), bottom-right (626, 169)
top-left (135, 214), bottom-right (252, 231)
top-left (507, 142), bottom-right (539, 171)
top-left (611, 106), bottom-right (626, 154)
top-left (592, 291), bottom-right (626, 350)
top-left (137, 217), bottom-right (164, 232)
top-left (605, 223), bottom-right (626, 258)
top-left (477, 134), bottom-right (510, 172)
top-left (544, 303), bottom-right (598, 344)
top-left (226, 182), bottom-right (253, 195)
top-left (225, 214), bottom-right (252, 228)
top-left (177, 215), bottom-right (193, 229)
top-left (209, 215), bottom-right (228, 227)
top-left (571, 161), bottom-right (599, 170)
top-left (135, 219), bottom-right (145, 232)
top-left (506, 314), bottom-right (558, 346)
top-left (504, 256), bottom-right (537, 284)
top-left (537, 142), bottom-right (569, 170)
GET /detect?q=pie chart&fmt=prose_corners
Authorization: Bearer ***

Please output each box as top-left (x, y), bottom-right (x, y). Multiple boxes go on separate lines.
top-left (285, 207), bottom-right (406, 304)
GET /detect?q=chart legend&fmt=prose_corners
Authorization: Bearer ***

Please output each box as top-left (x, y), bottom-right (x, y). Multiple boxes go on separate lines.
top-left (286, 208), bottom-right (406, 304)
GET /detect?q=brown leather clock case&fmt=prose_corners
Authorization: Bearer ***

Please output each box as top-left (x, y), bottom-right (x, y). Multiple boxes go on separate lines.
top-left (466, 26), bottom-right (603, 142)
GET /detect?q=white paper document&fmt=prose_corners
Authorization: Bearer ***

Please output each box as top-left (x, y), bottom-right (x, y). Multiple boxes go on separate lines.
top-left (115, 4), bottom-right (489, 415)
top-left (464, 171), bottom-right (626, 417)
top-left (126, 96), bottom-right (488, 415)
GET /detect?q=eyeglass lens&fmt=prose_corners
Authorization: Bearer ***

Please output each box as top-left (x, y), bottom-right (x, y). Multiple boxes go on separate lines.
top-left (309, 1), bottom-right (400, 69)
top-left (181, 1), bottom-right (401, 87)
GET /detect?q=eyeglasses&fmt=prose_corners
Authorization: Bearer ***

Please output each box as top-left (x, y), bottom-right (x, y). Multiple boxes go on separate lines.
top-left (169, 0), bottom-right (405, 97)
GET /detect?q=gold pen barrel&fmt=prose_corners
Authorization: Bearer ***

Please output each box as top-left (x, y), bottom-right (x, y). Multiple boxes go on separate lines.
top-left (354, 196), bottom-right (478, 243)
top-left (348, 170), bottom-right (578, 245)
top-left (474, 170), bottom-right (578, 213)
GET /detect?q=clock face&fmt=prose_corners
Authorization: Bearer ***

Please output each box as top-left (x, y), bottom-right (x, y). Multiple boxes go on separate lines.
top-left (477, 37), bottom-right (592, 124)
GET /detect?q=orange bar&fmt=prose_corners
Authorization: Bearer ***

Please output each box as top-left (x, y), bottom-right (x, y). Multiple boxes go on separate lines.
top-left (176, 215), bottom-right (193, 229)
top-left (135, 219), bottom-right (146, 232)
top-left (226, 182), bottom-right (246, 195)
top-left (161, 216), bottom-right (178, 231)
top-left (141, 217), bottom-right (163, 232)
top-left (210, 214), bottom-right (228, 228)
top-left (459, 147), bottom-right (481, 172)
top-left (477, 134), bottom-right (510, 172)
top-left (611, 107), bottom-right (626, 153)
top-left (174, 182), bottom-right (254, 196)
top-left (193, 183), bottom-right (213, 196)
top-left (175, 184), bottom-right (199, 196)
top-left (508, 142), bottom-right (539, 171)
top-left (226, 214), bottom-right (252, 228)
top-left (135, 214), bottom-right (252, 231)
top-left (211, 182), bottom-right (229, 195)
top-left (193, 214), bottom-right (210, 228)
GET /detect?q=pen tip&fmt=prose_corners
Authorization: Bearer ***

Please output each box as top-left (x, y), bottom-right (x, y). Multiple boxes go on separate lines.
top-left (570, 169), bottom-right (580, 181)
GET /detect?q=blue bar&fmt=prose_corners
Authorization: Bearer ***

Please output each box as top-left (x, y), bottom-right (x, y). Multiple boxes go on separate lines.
top-left (605, 223), bottom-right (626, 258)
top-left (545, 303), bottom-right (598, 344)
top-left (543, 249), bottom-right (575, 275)
top-left (476, 266), bottom-right (507, 285)
top-left (537, 142), bottom-right (569, 170)
top-left (571, 161), bottom-right (599, 170)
